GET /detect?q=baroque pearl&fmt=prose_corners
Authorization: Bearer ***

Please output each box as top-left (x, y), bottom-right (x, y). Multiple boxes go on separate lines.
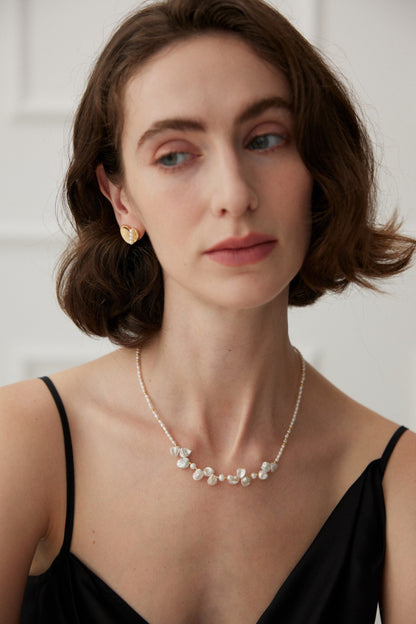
top-left (193, 469), bottom-right (204, 480)
top-left (227, 475), bottom-right (239, 485)
top-left (180, 448), bottom-right (192, 458)
top-left (177, 457), bottom-right (190, 469)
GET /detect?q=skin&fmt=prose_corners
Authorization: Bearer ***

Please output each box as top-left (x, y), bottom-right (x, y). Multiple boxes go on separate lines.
top-left (0, 33), bottom-right (415, 624)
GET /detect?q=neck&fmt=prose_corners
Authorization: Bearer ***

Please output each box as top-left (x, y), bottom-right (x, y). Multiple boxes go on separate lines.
top-left (138, 296), bottom-right (303, 469)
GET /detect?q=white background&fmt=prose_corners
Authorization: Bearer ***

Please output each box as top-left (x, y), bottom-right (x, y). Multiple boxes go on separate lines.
top-left (0, 0), bottom-right (415, 433)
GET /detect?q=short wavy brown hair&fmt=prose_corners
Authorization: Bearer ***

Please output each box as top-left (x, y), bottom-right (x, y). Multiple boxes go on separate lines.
top-left (57, 0), bottom-right (415, 347)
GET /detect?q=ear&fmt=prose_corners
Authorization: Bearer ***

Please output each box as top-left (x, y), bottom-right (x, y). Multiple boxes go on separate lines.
top-left (96, 164), bottom-right (143, 229)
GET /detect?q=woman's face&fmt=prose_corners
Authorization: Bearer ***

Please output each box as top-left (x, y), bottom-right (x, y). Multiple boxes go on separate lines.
top-left (103, 33), bottom-right (313, 313)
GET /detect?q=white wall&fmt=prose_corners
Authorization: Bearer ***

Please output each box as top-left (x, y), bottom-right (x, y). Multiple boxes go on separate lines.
top-left (288, 0), bottom-right (416, 430)
top-left (1, 0), bottom-right (415, 439)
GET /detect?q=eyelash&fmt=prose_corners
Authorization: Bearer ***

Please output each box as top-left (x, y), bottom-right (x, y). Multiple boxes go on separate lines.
top-left (247, 132), bottom-right (286, 151)
top-left (155, 132), bottom-right (287, 173)
top-left (157, 152), bottom-right (193, 170)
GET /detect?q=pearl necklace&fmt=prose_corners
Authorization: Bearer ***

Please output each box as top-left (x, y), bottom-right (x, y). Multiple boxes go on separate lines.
top-left (135, 347), bottom-right (306, 488)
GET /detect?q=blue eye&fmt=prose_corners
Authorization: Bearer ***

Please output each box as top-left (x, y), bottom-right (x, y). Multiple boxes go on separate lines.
top-left (248, 134), bottom-right (284, 151)
top-left (159, 152), bottom-right (190, 167)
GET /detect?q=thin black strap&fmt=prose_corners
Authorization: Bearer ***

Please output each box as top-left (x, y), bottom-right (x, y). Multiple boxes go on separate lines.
top-left (40, 376), bottom-right (75, 551)
top-left (379, 425), bottom-right (408, 477)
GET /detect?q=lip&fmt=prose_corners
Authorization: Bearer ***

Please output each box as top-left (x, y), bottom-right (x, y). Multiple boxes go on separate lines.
top-left (205, 233), bottom-right (277, 267)
top-left (206, 233), bottom-right (276, 252)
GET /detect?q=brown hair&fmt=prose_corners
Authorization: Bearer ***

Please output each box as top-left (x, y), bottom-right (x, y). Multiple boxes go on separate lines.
top-left (57, 0), bottom-right (415, 347)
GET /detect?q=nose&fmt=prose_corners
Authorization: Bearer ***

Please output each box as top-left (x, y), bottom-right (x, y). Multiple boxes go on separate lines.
top-left (210, 149), bottom-right (258, 217)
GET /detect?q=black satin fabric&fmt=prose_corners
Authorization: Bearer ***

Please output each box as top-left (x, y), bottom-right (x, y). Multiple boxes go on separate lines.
top-left (20, 377), bottom-right (407, 624)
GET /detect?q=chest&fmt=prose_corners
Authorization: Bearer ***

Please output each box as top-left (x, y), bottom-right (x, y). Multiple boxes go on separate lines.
top-left (27, 464), bottom-right (384, 624)
top-left (71, 455), bottom-right (340, 624)
top-left (60, 399), bottom-right (386, 624)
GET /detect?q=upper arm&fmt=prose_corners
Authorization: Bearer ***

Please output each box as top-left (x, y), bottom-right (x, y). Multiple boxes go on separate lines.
top-left (381, 429), bottom-right (416, 623)
top-left (0, 379), bottom-right (61, 624)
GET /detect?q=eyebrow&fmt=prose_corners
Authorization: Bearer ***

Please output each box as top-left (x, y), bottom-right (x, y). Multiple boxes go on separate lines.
top-left (237, 96), bottom-right (292, 124)
top-left (136, 96), bottom-right (292, 149)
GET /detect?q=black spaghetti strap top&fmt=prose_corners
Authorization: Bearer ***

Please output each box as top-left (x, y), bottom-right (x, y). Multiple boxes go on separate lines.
top-left (21, 377), bottom-right (408, 624)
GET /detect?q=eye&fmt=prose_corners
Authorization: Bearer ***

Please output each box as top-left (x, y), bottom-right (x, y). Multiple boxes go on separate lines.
top-left (247, 133), bottom-right (285, 151)
top-left (158, 151), bottom-right (191, 168)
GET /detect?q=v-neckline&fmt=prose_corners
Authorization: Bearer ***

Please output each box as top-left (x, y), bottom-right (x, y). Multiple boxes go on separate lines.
top-left (63, 458), bottom-right (380, 624)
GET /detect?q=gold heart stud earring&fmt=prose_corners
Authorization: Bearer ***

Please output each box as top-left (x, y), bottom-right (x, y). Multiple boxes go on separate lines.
top-left (120, 225), bottom-right (141, 245)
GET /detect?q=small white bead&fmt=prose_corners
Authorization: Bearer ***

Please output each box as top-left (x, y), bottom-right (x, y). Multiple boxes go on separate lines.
top-left (218, 474), bottom-right (226, 482)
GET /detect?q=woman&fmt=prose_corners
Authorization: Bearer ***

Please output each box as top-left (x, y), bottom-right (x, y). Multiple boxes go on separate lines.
top-left (1, 0), bottom-right (415, 622)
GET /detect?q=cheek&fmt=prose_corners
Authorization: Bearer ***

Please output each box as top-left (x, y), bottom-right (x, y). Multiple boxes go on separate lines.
top-left (138, 198), bottom-right (197, 264)
top-left (296, 177), bottom-right (313, 249)
top-left (286, 162), bottom-right (313, 200)
top-left (269, 164), bottom-right (312, 218)
top-left (276, 167), bottom-right (313, 253)
top-left (291, 165), bottom-right (313, 220)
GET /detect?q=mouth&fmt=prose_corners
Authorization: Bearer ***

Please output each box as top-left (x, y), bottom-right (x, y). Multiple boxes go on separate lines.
top-left (205, 233), bottom-right (277, 267)
top-left (206, 233), bottom-right (276, 253)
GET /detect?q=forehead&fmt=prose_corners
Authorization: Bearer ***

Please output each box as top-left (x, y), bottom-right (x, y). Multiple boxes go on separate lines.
top-left (122, 33), bottom-right (291, 131)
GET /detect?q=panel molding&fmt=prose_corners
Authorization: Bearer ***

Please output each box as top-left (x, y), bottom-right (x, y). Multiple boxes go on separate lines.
top-left (14, 0), bottom-right (74, 119)
top-left (14, 0), bottom-right (322, 120)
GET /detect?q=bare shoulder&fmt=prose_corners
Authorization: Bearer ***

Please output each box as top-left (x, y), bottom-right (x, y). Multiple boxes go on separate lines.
top-left (382, 424), bottom-right (416, 524)
top-left (310, 360), bottom-right (416, 623)
top-left (0, 347), bottom-right (126, 528)
top-left (49, 347), bottom-right (130, 404)
top-left (0, 377), bottom-right (67, 620)
top-left (0, 376), bottom-right (64, 487)
top-left (1, 375), bottom-right (58, 418)
top-left (0, 376), bottom-right (67, 461)
top-left (306, 363), bottom-right (416, 621)
top-left (0, 376), bottom-right (68, 535)
top-left (383, 426), bottom-right (416, 481)
top-left (381, 425), bottom-right (416, 526)
top-left (304, 363), bottom-right (404, 462)
top-left (0, 350), bottom-right (125, 622)
top-left (380, 427), bottom-right (416, 622)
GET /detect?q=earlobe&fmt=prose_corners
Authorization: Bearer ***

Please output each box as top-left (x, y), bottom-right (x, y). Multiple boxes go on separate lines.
top-left (96, 164), bottom-right (146, 240)
top-left (96, 163), bottom-right (128, 217)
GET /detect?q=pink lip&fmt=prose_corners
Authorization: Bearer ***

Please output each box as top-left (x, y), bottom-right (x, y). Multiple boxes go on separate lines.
top-left (205, 233), bottom-right (277, 267)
